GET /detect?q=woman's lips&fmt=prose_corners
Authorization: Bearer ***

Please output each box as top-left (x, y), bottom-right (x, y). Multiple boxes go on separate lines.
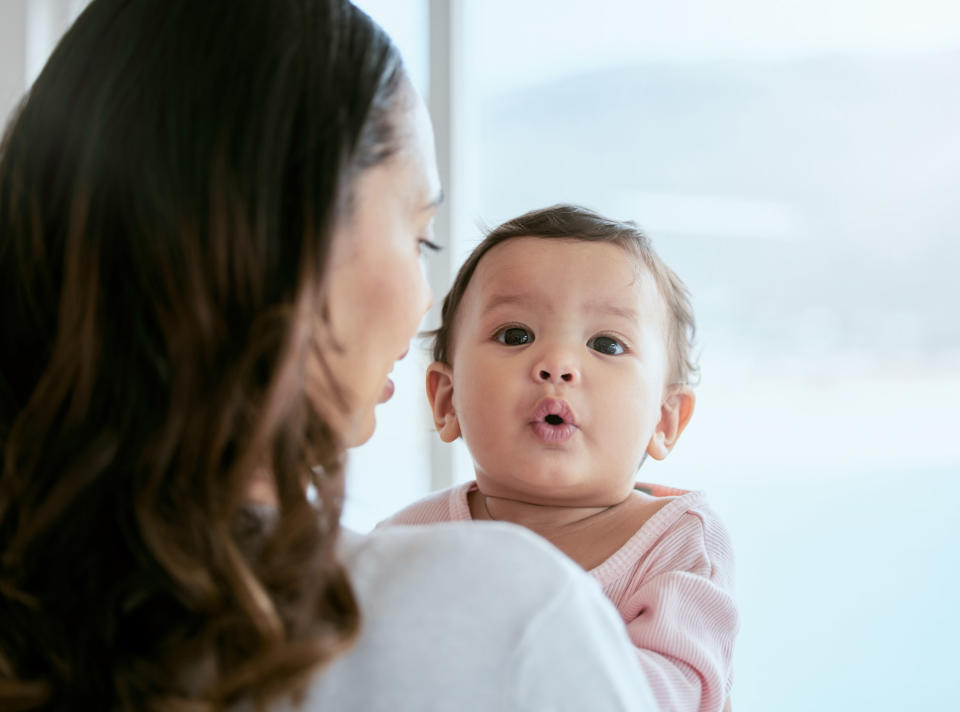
top-left (377, 377), bottom-right (395, 403)
top-left (377, 350), bottom-right (407, 404)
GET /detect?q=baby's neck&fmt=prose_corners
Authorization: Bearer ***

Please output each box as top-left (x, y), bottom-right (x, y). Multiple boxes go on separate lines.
top-left (467, 486), bottom-right (651, 570)
top-left (474, 492), bottom-right (612, 532)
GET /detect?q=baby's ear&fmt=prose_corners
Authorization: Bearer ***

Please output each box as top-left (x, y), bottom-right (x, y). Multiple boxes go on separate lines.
top-left (647, 385), bottom-right (695, 461)
top-left (426, 361), bottom-right (461, 443)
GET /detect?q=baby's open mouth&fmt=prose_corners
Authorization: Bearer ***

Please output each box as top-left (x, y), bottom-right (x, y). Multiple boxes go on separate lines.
top-left (530, 399), bottom-right (578, 443)
top-left (531, 398), bottom-right (577, 427)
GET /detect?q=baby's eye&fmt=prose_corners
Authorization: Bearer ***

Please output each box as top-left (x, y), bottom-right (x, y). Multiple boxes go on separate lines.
top-left (587, 335), bottom-right (625, 355)
top-left (495, 327), bottom-right (534, 346)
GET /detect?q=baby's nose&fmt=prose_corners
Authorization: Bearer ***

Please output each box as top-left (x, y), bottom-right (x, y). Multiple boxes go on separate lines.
top-left (532, 353), bottom-right (580, 385)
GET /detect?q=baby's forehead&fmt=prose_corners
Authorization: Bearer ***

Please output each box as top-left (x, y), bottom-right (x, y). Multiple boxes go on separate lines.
top-left (469, 235), bottom-right (658, 306)
top-left (452, 237), bottom-right (669, 345)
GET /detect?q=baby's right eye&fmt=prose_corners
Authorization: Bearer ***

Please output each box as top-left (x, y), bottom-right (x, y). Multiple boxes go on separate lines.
top-left (495, 326), bottom-right (534, 346)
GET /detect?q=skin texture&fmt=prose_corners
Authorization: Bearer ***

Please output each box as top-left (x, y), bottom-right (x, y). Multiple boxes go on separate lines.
top-left (321, 87), bottom-right (442, 448)
top-left (427, 237), bottom-right (694, 566)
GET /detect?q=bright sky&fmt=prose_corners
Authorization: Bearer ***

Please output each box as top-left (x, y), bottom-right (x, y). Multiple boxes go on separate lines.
top-left (468, 0), bottom-right (960, 90)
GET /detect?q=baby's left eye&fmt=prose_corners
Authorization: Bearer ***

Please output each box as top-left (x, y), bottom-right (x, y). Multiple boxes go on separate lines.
top-left (587, 336), bottom-right (625, 355)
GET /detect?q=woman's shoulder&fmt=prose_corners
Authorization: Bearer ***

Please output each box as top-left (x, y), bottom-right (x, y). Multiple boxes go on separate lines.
top-left (341, 520), bottom-right (586, 600)
top-left (284, 522), bottom-right (656, 711)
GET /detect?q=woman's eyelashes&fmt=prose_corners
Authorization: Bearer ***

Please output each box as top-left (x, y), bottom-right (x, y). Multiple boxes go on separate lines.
top-left (417, 238), bottom-right (441, 255)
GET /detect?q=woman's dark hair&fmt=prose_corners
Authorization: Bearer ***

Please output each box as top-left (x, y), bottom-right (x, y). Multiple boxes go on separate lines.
top-left (0, 0), bottom-right (406, 709)
top-left (429, 204), bottom-right (699, 385)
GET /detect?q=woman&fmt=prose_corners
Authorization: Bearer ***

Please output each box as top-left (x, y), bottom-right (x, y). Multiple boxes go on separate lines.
top-left (0, 1), bottom-right (655, 710)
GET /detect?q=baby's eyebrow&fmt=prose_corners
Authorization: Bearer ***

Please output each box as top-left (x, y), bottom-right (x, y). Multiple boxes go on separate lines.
top-left (481, 293), bottom-right (537, 312)
top-left (481, 293), bottom-right (638, 322)
top-left (586, 301), bottom-right (639, 321)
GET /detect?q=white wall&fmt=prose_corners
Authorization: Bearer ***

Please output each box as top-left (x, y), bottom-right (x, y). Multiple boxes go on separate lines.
top-left (0, 0), bottom-right (27, 125)
top-left (1, 0), bottom-right (92, 126)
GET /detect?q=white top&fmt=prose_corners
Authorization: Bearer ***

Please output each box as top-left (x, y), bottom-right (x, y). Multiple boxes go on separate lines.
top-left (273, 521), bottom-right (656, 711)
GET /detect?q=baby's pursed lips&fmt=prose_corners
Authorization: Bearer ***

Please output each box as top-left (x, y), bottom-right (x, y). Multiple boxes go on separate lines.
top-left (531, 397), bottom-right (577, 426)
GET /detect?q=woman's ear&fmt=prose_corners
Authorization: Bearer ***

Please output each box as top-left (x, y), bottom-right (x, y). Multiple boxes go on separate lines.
top-left (647, 385), bottom-right (695, 461)
top-left (426, 361), bottom-right (461, 442)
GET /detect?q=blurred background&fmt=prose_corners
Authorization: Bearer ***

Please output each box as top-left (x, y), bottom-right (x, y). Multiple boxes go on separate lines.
top-left (2, 1), bottom-right (958, 709)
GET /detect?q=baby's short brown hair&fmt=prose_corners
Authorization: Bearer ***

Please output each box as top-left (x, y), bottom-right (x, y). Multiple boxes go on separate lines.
top-left (429, 204), bottom-right (699, 385)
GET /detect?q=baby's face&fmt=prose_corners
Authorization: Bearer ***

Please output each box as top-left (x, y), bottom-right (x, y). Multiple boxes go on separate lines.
top-left (446, 236), bottom-right (673, 507)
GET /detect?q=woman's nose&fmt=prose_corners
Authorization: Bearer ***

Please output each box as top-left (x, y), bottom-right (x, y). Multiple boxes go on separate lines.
top-left (531, 349), bottom-right (580, 385)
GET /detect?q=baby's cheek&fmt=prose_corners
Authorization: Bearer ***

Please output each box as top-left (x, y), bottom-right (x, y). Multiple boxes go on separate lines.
top-left (610, 405), bottom-right (654, 462)
top-left (458, 418), bottom-right (498, 475)
top-left (456, 391), bottom-right (503, 462)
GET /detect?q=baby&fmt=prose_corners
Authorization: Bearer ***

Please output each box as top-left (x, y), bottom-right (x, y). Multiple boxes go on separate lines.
top-left (380, 204), bottom-right (738, 712)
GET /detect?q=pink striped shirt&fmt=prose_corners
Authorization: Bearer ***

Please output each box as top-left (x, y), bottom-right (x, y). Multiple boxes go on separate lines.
top-left (379, 481), bottom-right (738, 712)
